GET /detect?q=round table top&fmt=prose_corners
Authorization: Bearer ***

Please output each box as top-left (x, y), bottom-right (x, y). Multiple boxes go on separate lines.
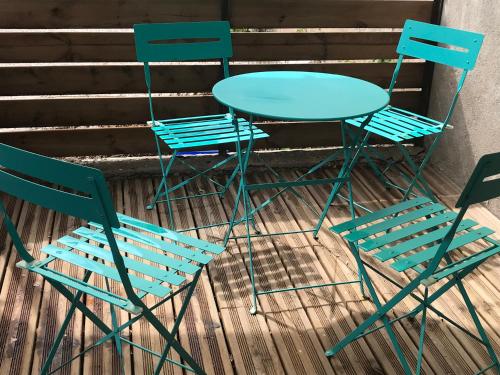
top-left (212, 71), bottom-right (389, 121)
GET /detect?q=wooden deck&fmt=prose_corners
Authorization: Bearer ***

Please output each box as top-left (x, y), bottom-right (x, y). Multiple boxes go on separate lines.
top-left (0, 164), bottom-right (499, 374)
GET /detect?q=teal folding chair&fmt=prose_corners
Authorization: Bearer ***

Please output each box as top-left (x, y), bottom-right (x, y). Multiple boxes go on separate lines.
top-left (0, 143), bottom-right (225, 375)
top-left (134, 21), bottom-right (269, 228)
top-left (328, 152), bottom-right (500, 374)
top-left (346, 20), bottom-right (484, 201)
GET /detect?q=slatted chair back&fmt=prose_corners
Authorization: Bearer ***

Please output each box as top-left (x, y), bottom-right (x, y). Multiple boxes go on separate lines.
top-left (456, 152), bottom-right (500, 208)
top-left (0, 143), bottom-right (140, 302)
top-left (133, 21), bottom-right (233, 123)
top-left (0, 143), bottom-right (118, 227)
top-left (389, 20), bottom-right (484, 125)
top-left (134, 21), bottom-right (232, 63)
top-left (397, 19), bottom-right (483, 70)
top-left (423, 152), bottom-right (500, 276)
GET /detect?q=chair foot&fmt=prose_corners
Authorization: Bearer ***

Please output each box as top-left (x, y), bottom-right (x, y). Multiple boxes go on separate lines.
top-left (249, 305), bottom-right (257, 315)
top-left (146, 204), bottom-right (155, 210)
top-left (325, 347), bottom-right (338, 357)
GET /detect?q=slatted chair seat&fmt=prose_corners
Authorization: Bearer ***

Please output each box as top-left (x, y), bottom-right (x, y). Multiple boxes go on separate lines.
top-left (18, 213), bottom-right (224, 314)
top-left (134, 21), bottom-right (270, 222)
top-left (0, 143), bottom-right (225, 374)
top-left (327, 152), bottom-right (500, 375)
top-left (151, 113), bottom-right (269, 150)
top-left (331, 197), bottom-right (499, 283)
top-left (345, 106), bottom-right (445, 143)
top-left (343, 20), bottom-right (484, 202)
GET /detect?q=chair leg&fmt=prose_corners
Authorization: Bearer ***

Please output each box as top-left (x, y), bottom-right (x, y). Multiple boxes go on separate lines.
top-left (40, 271), bottom-right (114, 374)
top-left (104, 275), bottom-right (126, 375)
top-left (347, 242), bottom-right (414, 374)
top-left (454, 277), bottom-right (500, 372)
top-left (148, 135), bottom-right (169, 209)
top-left (153, 269), bottom-right (203, 375)
top-left (175, 154), bottom-right (228, 191)
top-left (148, 150), bottom-right (177, 229)
top-left (397, 140), bottom-right (438, 202)
top-left (416, 288), bottom-right (428, 375)
top-left (40, 276), bottom-right (91, 374)
top-left (352, 243), bottom-right (366, 298)
top-left (141, 305), bottom-right (206, 375)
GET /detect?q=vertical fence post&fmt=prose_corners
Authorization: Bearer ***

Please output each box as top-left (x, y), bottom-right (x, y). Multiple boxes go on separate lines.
top-left (419, 0), bottom-right (444, 117)
top-left (415, 0), bottom-right (443, 148)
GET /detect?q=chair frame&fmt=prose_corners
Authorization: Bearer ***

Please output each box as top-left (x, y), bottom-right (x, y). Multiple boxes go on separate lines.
top-left (328, 152), bottom-right (500, 374)
top-left (351, 19), bottom-right (484, 202)
top-left (0, 143), bottom-right (216, 375)
top-left (134, 21), bottom-right (260, 229)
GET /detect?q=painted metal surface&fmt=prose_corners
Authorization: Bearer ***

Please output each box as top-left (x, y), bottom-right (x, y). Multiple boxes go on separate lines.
top-left (345, 20), bottom-right (484, 201)
top-left (213, 71), bottom-right (388, 314)
top-left (213, 71), bottom-right (389, 121)
top-left (0, 143), bottom-right (224, 374)
top-left (328, 152), bottom-right (500, 374)
top-left (133, 22), bottom-right (269, 223)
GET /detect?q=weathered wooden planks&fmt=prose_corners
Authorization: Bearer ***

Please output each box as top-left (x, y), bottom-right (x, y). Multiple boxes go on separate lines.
top-left (229, 0), bottom-right (434, 28)
top-left (0, 91), bottom-right (420, 128)
top-left (0, 0), bottom-right (435, 155)
top-left (0, 0), bottom-right (432, 29)
top-left (0, 62), bottom-right (424, 96)
top-left (0, 31), bottom-right (402, 63)
top-left (0, 121), bottom-right (389, 157)
top-left (0, 166), bottom-right (498, 374)
top-left (0, 0), bottom-right (220, 29)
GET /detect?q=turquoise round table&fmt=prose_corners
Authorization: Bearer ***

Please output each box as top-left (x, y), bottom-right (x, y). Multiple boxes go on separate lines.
top-left (212, 71), bottom-right (389, 315)
top-left (212, 71), bottom-right (389, 121)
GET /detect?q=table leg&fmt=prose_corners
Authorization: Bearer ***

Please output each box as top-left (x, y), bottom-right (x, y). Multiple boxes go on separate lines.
top-left (313, 117), bottom-right (374, 238)
top-left (221, 115), bottom-right (259, 314)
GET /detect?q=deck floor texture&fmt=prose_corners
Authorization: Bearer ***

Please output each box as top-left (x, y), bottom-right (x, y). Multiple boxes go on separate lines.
top-left (0, 164), bottom-right (499, 375)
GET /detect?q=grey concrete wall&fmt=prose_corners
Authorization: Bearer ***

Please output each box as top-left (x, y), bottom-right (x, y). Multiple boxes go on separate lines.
top-left (429, 0), bottom-right (500, 216)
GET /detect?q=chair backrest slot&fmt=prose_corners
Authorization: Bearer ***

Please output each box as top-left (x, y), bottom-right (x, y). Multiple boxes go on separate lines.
top-left (0, 143), bottom-right (119, 227)
top-left (456, 152), bottom-right (500, 207)
top-left (134, 21), bottom-right (232, 62)
top-left (397, 19), bottom-right (484, 70)
top-left (0, 171), bottom-right (99, 222)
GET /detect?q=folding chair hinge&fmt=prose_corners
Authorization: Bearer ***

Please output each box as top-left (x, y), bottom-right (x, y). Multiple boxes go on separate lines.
top-left (421, 277), bottom-right (437, 287)
top-left (16, 259), bottom-right (42, 269)
top-left (123, 301), bottom-right (143, 315)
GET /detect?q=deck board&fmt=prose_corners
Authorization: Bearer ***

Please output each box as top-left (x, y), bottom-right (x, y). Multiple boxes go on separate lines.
top-left (0, 165), bottom-right (499, 374)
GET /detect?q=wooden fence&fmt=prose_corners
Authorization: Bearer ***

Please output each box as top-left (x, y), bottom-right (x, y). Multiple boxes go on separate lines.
top-left (0, 0), bottom-right (440, 156)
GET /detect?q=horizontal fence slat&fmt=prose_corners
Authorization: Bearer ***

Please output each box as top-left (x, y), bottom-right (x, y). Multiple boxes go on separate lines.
top-left (0, 0), bottom-right (220, 28)
top-left (0, 0), bottom-right (433, 28)
top-left (0, 62), bottom-right (424, 96)
top-left (0, 91), bottom-right (420, 128)
top-left (229, 0), bottom-right (434, 28)
top-left (0, 31), bottom-right (402, 63)
top-left (0, 123), bottom-right (389, 157)
top-left (233, 31), bottom-right (401, 61)
top-left (0, 96), bottom-right (218, 127)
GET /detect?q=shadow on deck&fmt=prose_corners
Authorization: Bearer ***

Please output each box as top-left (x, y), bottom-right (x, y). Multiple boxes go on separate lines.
top-left (0, 165), bottom-right (499, 374)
